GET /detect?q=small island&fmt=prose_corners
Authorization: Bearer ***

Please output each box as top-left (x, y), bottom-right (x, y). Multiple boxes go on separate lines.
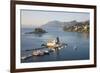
top-left (25, 28), bottom-right (47, 34)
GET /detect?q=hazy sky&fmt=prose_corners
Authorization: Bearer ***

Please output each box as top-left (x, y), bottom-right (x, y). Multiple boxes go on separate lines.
top-left (21, 10), bottom-right (90, 27)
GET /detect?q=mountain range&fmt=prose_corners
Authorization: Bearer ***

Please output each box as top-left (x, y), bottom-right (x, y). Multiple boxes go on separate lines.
top-left (41, 20), bottom-right (89, 33)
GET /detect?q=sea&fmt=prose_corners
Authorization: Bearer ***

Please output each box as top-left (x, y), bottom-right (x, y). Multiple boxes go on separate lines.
top-left (21, 27), bottom-right (89, 63)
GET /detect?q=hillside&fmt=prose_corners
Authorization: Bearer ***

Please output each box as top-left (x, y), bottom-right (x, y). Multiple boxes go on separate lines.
top-left (63, 20), bottom-right (89, 33)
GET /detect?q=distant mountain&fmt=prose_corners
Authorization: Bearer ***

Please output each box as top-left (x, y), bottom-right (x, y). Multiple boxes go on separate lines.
top-left (42, 20), bottom-right (78, 28)
top-left (42, 21), bottom-right (62, 28)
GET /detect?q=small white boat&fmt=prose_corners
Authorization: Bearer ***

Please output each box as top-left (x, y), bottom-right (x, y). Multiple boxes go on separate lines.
top-left (44, 50), bottom-right (50, 54)
top-left (21, 56), bottom-right (27, 60)
top-left (21, 55), bottom-right (32, 60)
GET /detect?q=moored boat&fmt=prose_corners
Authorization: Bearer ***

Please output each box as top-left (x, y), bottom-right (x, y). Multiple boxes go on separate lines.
top-left (32, 50), bottom-right (44, 56)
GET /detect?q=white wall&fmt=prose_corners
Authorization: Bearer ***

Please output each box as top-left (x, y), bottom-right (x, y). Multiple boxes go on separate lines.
top-left (0, 0), bottom-right (100, 73)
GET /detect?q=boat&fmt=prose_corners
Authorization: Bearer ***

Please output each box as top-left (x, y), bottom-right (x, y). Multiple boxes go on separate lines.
top-left (21, 56), bottom-right (27, 60)
top-left (32, 50), bottom-right (50, 56)
top-left (21, 54), bottom-right (32, 60)
top-left (43, 50), bottom-right (50, 54)
top-left (32, 50), bottom-right (44, 56)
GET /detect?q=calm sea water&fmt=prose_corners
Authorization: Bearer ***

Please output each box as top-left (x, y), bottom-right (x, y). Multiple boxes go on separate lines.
top-left (21, 27), bottom-right (89, 63)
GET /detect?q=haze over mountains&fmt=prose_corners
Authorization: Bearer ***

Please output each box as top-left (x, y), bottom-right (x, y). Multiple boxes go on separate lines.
top-left (42, 20), bottom-right (78, 28)
top-left (23, 20), bottom-right (89, 34)
top-left (22, 20), bottom-right (89, 29)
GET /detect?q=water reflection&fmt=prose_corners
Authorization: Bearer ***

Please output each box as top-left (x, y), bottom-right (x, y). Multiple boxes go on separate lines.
top-left (82, 33), bottom-right (89, 39)
top-left (33, 33), bottom-right (44, 37)
top-left (53, 48), bottom-right (60, 60)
